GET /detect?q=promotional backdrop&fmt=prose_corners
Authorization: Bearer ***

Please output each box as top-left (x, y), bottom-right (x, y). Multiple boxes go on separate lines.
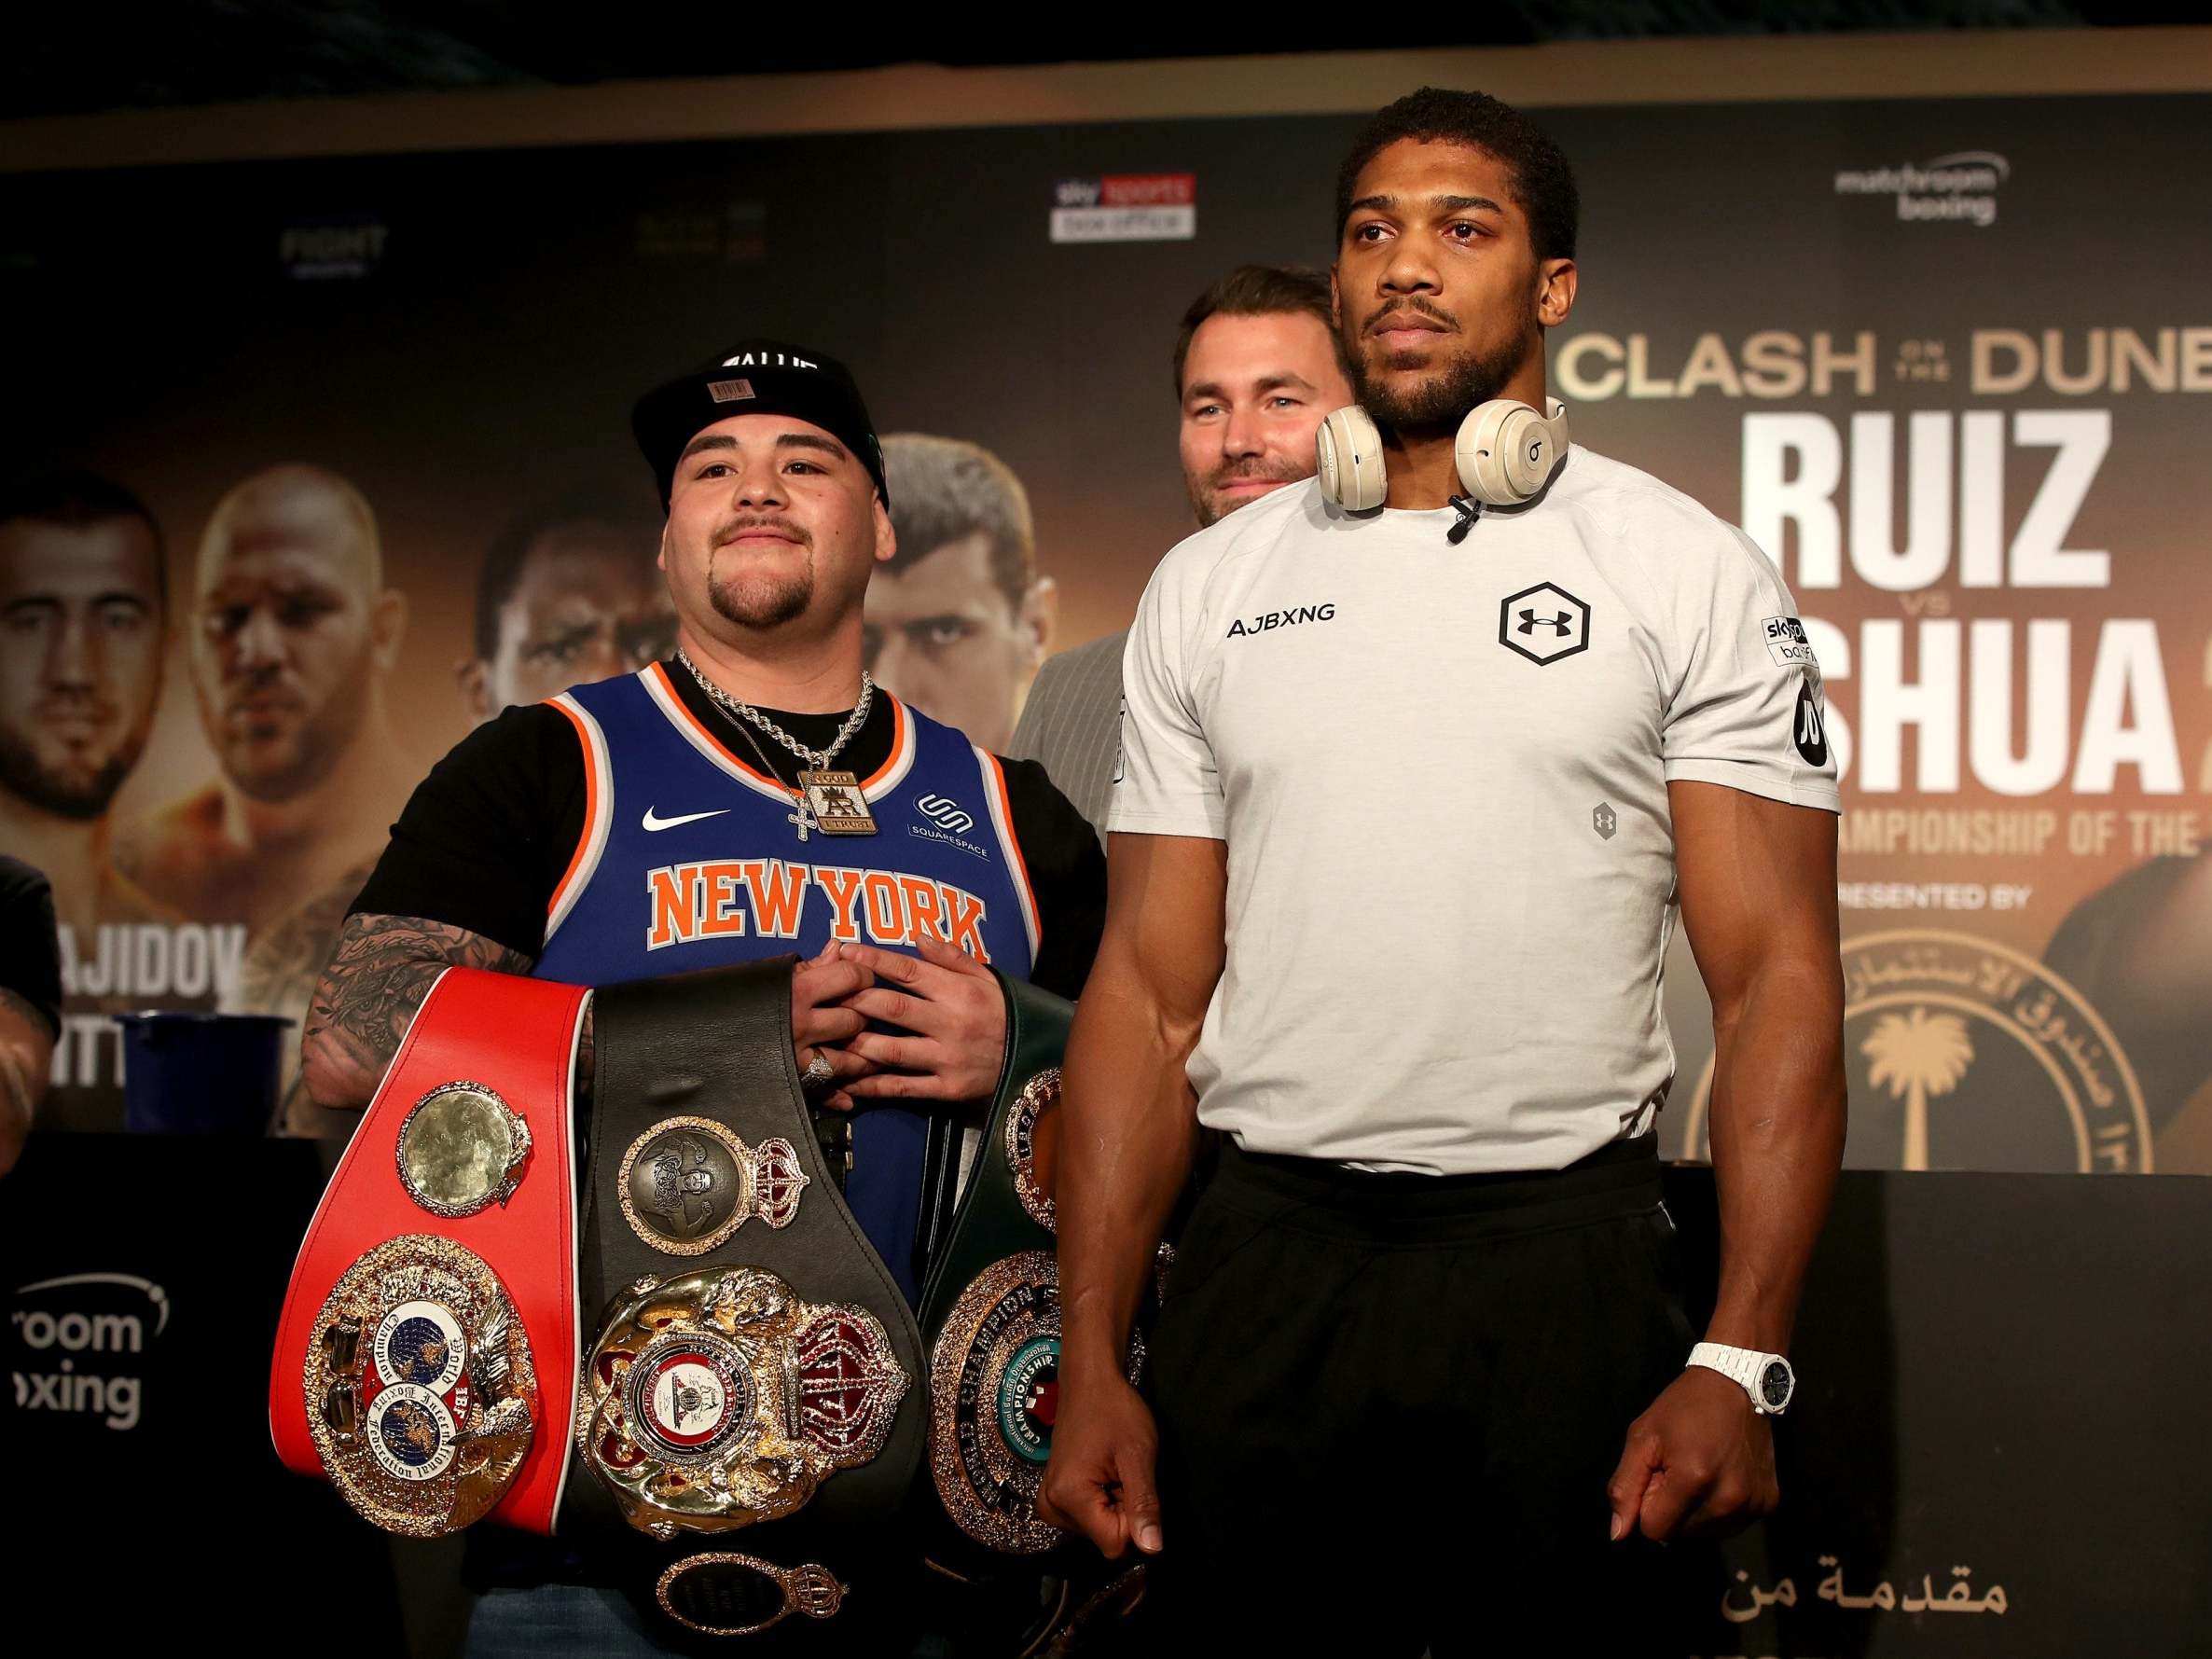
top-left (7, 91), bottom-right (2205, 1170)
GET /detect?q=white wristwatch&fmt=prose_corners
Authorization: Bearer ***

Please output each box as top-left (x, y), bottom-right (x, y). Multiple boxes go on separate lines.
top-left (1687, 1342), bottom-right (1796, 1416)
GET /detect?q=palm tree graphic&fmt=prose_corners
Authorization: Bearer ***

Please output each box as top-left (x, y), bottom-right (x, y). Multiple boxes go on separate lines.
top-left (1862, 1008), bottom-right (1975, 1171)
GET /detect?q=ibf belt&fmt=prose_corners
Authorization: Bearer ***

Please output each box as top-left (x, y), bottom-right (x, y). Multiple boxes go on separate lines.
top-left (563, 962), bottom-right (927, 1550)
top-left (269, 969), bottom-right (588, 1538)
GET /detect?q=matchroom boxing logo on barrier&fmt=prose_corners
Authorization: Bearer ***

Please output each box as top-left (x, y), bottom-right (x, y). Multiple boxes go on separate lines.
top-left (7, 1272), bottom-right (169, 1432)
top-left (1833, 152), bottom-right (2010, 227)
top-left (1680, 930), bottom-right (2151, 1173)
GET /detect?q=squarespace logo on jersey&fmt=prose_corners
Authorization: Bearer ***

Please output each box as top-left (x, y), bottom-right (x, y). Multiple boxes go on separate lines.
top-left (910, 794), bottom-right (994, 862)
top-left (1833, 151), bottom-right (2009, 227)
top-left (9, 1273), bottom-right (168, 1431)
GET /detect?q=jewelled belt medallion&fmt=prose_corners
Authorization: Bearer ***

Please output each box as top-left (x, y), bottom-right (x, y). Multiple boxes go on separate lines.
top-left (580, 1265), bottom-right (908, 1539)
top-left (305, 1235), bottom-right (536, 1537)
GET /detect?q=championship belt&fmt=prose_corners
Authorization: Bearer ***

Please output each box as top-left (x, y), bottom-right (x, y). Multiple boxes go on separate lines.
top-left (268, 969), bottom-right (588, 1538)
top-left (565, 964), bottom-right (925, 1544)
top-left (910, 978), bottom-right (1139, 1579)
top-left (270, 957), bottom-right (1145, 1647)
top-left (559, 962), bottom-right (928, 1652)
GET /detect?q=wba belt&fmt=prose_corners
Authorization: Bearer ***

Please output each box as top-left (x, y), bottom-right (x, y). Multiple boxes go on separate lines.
top-left (270, 958), bottom-right (1090, 1645)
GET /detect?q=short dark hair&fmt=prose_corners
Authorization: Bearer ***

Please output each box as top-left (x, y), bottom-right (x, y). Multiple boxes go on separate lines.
top-left (1335, 87), bottom-right (1579, 264)
top-left (0, 468), bottom-right (166, 609)
top-left (474, 484), bottom-right (659, 661)
top-left (1171, 264), bottom-right (1337, 398)
top-left (880, 434), bottom-right (1035, 611)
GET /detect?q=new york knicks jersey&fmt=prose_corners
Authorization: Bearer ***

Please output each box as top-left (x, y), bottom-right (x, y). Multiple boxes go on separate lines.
top-left (533, 663), bottom-right (1041, 1300)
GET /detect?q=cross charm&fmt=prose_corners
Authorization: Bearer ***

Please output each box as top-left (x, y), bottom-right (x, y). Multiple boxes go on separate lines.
top-left (787, 795), bottom-right (815, 843)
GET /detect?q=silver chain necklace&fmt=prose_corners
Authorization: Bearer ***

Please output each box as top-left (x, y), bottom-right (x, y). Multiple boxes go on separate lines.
top-left (674, 647), bottom-right (879, 842)
top-left (676, 646), bottom-right (874, 770)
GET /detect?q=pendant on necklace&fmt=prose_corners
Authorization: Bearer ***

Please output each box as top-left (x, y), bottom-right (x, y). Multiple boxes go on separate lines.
top-left (797, 769), bottom-right (878, 836)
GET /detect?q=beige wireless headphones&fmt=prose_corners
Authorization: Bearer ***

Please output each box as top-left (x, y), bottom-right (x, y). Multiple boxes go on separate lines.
top-left (1315, 397), bottom-right (1570, 512)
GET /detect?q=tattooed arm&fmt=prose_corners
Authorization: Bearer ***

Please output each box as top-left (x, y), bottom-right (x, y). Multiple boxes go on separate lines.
top-left (0, 986), bottom-right (54, 1179)
top-left (300, 913), bottom-right (541, 1113)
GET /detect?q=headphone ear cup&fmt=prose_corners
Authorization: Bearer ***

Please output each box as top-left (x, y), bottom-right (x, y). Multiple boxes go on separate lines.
top-left (1454, 401), bottom-right (1522, 505)
top-left (1455, 399), bottom-right (1569, 505)
top-left (1315, 406), bottom-right (1387, 511)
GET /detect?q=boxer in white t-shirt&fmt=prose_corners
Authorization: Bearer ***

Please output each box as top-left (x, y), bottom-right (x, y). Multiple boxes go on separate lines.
top-left (1042, 88), bottom-right (1846, 1652)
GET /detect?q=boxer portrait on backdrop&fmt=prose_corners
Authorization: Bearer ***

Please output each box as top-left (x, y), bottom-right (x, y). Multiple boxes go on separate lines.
top-left (459, 485), bottom-right (675, 723)
top-left (1041, 87), bottom-right (1848, 1653)
top-left (1008, 264), bottom-right (1355, 836)
top-left (866, 433), bottom-right (1055, 756)
top-left (0, 472), bottom-right (174, 943)
top-left (120, 463), bottom-right (411, 940)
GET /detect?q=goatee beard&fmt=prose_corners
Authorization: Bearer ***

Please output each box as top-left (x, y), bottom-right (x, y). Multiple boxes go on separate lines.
top-left (708, 553), bottom-right (813, 630)
top-left (1347, 325), bottom-right (1536, 435)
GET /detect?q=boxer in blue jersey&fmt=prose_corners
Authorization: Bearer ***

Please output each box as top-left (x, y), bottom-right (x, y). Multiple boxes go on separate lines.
top-left (301, 339), bottom-right (1104, 1652)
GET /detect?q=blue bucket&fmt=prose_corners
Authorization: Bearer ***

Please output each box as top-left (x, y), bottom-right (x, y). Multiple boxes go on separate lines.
top-left (112, 1012), bottom-right (295, 1136)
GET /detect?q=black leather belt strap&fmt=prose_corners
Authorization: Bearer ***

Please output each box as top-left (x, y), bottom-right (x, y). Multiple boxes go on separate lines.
top-left (568, 959), bottom-right (927, 1538)
top-left (919, 975), bottom-right (1072, 1323)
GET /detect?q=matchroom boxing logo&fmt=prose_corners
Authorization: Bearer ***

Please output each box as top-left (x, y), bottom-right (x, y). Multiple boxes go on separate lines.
top-left (8, 1272), bottom-right (169, 1432)
top-left (1833, 152), bottom-right (2009, 227)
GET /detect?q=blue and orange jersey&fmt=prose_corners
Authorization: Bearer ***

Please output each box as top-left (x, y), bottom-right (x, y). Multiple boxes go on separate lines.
top-left (533, 663), bottom-right (1039, 1298)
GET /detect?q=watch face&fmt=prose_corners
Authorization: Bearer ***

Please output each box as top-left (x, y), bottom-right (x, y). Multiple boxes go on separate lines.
top-left (1760, 1360), bottom-right (1793, 1410)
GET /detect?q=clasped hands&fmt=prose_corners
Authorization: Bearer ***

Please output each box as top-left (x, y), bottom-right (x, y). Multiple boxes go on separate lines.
top-left (789, 933), bottom-right (1005, 1113)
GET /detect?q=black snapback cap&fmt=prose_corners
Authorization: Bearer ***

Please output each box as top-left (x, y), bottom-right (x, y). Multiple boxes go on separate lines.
top-left (630, 339), bottom-right (888, 509)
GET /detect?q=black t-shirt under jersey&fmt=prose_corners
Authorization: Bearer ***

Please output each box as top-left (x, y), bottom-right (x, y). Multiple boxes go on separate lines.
top-left (351, 666), bottom-right (1106, 998)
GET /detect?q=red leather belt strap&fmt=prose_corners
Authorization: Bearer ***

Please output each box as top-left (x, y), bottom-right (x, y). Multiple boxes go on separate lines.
top-left (267, 968), bottom-right (588, 1536)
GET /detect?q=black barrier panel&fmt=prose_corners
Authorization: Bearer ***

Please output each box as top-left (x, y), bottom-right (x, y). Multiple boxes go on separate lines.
top-left (6, 1144), bottom-right (2207, 1654)
top-left (1662, 1167), bottom-right (2212, 1657)
top-left (1, 1133), bottom-right (407, 1651)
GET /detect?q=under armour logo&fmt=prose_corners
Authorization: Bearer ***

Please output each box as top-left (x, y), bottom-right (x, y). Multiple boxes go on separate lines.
top-left (1499, 582), bottom-right (1592, 666)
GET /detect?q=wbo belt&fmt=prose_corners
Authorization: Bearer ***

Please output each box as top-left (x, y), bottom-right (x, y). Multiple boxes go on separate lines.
top-left (269, 958), bottom-right (1094, 1646)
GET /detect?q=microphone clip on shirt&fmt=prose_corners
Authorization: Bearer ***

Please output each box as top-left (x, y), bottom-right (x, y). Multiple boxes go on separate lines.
top-left (1446, 494), bottom-right (1481, 544)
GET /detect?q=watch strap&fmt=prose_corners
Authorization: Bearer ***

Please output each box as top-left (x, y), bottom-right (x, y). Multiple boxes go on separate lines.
top-left (1687, 1341), bottom-right (1789, 1413)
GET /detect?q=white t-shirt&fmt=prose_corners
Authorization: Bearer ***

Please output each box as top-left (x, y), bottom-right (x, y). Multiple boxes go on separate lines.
top-left (1107, 449), bottom-right (1840, 1173)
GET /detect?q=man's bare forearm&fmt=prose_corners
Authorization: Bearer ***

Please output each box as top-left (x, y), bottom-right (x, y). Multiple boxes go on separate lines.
top-left (1057, 977), bottom-right (1205, 1387)
top-left (1704, 957), bottom-right (1846, 1355)
top-left (300, 913), bottom-right (534, 1112)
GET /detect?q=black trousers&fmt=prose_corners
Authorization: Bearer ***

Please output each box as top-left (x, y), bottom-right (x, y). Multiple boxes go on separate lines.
top-left (1143, 1136), bottom-right (1709, 1655)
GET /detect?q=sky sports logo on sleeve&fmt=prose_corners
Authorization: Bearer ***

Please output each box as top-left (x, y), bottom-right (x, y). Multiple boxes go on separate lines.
top-left (1050, 174), bottom-right (1196, 244)
top-left (1763, 615), bottom-right (1819, 668)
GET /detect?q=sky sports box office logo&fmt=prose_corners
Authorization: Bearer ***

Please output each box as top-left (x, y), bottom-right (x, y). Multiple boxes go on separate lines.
top-left (1051, 174), bottom-right (1196, 243)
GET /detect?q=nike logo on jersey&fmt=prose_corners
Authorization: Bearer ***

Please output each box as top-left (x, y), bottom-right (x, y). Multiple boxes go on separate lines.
top-left (643, 806), bottom-right (733, 832)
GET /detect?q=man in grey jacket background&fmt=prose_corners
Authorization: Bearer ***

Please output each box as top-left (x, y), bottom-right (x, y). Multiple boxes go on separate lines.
top-left (1006, 264), bottom-right (1353, 834)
